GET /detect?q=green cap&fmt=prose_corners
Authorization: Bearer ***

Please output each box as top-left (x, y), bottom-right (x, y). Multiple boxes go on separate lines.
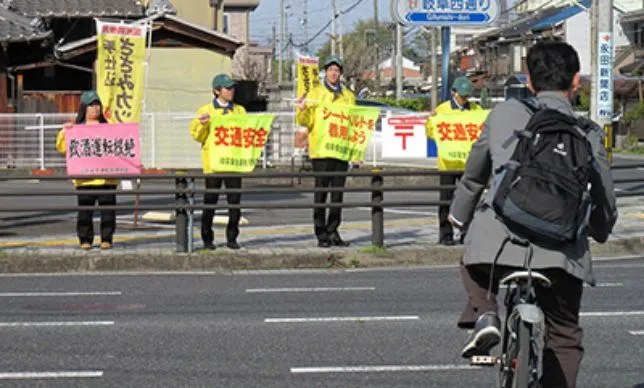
top-left (322, 55), bottom-right (344, 71)
top-left (80, 91), bottom-right (101, 105)
top-left (212, 74), bottom-right (236, 89)
top-left (452, 76), bottom-right (473, 97)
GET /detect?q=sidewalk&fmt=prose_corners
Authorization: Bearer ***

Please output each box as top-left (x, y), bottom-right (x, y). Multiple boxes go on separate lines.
top-left (1, 198), bottom-right (643, 273)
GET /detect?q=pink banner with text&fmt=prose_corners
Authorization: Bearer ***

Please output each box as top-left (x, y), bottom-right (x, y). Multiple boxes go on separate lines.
top-left (65, 123), bottom-right (141, 176)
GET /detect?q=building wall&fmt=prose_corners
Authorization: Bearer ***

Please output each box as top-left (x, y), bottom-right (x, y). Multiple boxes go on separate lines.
top-left (171, 0), bottom-right (214, 29)
top-left (565, 10), bottom-right (633, 76)
top-left (146, 48), bottom-right (232, 112)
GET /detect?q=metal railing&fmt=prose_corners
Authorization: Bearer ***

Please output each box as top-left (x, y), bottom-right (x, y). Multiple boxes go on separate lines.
top-left (1, 165), bottom-right (643, 253)
top-left (0, 111), bottom-right (400, 171)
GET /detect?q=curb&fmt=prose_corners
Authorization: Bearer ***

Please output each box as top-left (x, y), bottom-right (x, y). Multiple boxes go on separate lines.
top-left (0, 236), bottom-right (642, 274)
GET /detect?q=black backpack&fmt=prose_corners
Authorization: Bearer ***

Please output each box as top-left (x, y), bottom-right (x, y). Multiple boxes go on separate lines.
top-left (491, 100), bottom-right (594, 246)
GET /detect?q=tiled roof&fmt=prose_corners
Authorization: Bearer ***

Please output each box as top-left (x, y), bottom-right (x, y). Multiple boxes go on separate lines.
top-left (5, 0), bottom-right (144, 18)
top-left (0, 6), bottom-right (52, 42)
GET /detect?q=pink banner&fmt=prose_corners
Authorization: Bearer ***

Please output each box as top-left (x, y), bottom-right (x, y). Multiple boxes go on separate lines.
top-left (65, 123), bottom-right (141, 176)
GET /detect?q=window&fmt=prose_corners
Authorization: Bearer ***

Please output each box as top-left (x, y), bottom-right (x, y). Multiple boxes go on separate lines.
top-left (223, 13), bottom-right (230, 34)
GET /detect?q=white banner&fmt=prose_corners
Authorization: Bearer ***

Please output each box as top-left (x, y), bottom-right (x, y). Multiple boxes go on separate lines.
top-left (382, 115), bottom-right (428, 159)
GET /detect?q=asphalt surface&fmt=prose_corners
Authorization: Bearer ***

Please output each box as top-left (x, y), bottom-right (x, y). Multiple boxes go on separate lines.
top-left (0, 258), bottom-right (642, 387)
top-left (1, 156), bottom-right (643, 240)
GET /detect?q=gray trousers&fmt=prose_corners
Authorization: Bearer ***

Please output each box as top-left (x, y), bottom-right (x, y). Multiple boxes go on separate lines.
top-left (459, 263), bottom-right (584, 388)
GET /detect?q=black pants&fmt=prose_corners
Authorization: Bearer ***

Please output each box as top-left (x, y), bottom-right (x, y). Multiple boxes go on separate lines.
top-left (439, 173), bottom-right (462, 242)
top-left (459, 263), bottom-right (584, 388)
top-left (202, 177), bottom-right (242, 244)
top-left (76, 185), bottom-right (117, 244)
top-left (312, 158), bottom-right (348, 242)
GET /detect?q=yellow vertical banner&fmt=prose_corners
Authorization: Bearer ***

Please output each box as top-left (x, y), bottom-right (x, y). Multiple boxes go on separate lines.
top-left (296, 55), bottom-right (320, 103)
top-left (96, 20), bottom-right (147, 123)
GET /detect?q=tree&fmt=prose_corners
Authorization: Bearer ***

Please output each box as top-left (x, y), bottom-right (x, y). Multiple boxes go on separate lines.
top-left (315, 19), bottom-right (395, 82)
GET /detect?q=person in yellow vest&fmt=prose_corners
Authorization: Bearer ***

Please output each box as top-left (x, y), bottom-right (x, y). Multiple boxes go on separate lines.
top-left (190, 74), bottom-right (247, 250)
top-left (56, 91), bottom-right (117, 250)
top-left (297, 56), bottom-right (354, 248)
top-left (426, 76), bottom-right (482, 246)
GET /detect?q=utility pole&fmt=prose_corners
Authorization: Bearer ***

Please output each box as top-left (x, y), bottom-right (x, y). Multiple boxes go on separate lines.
top-left (303, 0), bottom-right (308, 53)
top-left (589, 0), bottom-right (614, 127)
top-left (338, 7), bottom-right (344, 59)
top-left (278, 0), bottom-right (284, 83)
top-left (428, 27), bottom-right (438, 110)
top-left (285, 6), bottom-right (291, 81)
top-left (331, 0), bottom-right (337, 56)
top-left (396, 22), bottom-right (403, 100)
top-left (373, 0), bottom-right (380, 94)
top-left (271, 22), bottom-right (276, 82)
top-left (440, 26), bottom-right (451, 102)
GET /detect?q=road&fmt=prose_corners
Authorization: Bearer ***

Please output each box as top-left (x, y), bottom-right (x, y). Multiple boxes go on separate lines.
top-left (1, 156), bottom-right (643, 239)
top-left (0, 258), bottom-right (642, 387)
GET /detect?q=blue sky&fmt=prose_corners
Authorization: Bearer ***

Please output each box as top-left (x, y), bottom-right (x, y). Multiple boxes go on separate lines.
top-left (249, 0), bottom-right (393, 54)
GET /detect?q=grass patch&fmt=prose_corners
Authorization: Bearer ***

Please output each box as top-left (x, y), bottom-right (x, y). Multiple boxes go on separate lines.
top-left (359, 245), bottom-right (388, 254)
top-left (196, 249), bottom-right (234, 257)
top-left (348, 255), bottom-right (360, 268)
top-left (614, 147), bottom-right (644, 155)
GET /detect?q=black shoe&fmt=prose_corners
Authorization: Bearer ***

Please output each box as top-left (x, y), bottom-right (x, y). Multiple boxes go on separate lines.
top-left (318, 240), bottom-right (331, 248)
top-left (203, 242), bottom-right (216, 250)
top-left (440, 236), bottom-right (455, 246)
top-left (226, 241), bottom-right (240, 250)
top-left (461, 312), bottom-right (501, 358)
top-left (329, 234), bottom-right (350, 247)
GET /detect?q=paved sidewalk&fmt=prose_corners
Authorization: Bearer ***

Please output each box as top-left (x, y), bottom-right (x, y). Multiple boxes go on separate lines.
top-left (1, 197), bottom-right (643, 258)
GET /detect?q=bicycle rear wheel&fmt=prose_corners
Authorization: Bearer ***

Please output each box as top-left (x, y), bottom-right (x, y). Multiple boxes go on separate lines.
top-left (514, 319), bottom-right (532, 387)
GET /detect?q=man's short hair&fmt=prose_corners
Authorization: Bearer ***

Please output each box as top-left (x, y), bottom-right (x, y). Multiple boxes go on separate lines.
top-left (526, 40), bottom-right (580, 92)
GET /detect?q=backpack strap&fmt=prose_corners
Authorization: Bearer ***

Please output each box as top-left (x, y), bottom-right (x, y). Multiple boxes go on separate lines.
top-left (499, 98), bottom-right (541, 149)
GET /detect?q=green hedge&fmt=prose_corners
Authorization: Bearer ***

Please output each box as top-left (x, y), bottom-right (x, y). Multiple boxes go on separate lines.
top-left (373, 97), bottom-right (429, 112)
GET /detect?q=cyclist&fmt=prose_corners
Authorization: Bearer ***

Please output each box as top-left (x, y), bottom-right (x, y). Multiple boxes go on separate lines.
top-left (448, 41), bottom-right (617, 388)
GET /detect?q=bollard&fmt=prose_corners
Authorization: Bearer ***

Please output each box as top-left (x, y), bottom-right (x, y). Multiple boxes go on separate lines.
top-left (187, 178), bottom-right (195, 253)
top-left (175, 177), bottom-right (188, 253)
top-left (371, 169), bottom-right (384, 247)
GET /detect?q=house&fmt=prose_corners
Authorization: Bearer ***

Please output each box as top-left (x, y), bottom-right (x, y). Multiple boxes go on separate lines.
top-left (362, 56), bottom-right (425, 87)
top-left (222, 0), bottom-right (271, 83)
top-left (0, 6), bottom-right (52, 113)
top-left (1, 0), bottom-right (243, 113)
top-left (618, 8), bottom-right (644, 76)
top-left (462, 0), bottom-right (642, 99)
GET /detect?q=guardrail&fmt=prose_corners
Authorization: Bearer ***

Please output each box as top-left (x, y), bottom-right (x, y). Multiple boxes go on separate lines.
top-left (1, 165), bottom-right (643, 253)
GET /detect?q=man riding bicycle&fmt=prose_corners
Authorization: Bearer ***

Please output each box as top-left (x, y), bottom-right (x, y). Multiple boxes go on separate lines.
top-left (448, 41), bottom-right (617, 388)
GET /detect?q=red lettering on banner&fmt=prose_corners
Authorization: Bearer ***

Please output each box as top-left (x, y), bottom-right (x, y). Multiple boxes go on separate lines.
top-left (452, 123), bottom-right (468, 141)
top-left (339, 125), bottom-right (349, 140)
top-left (254, 128), bottom-right (268, 148)
top-left (230, 127), bottom-right (243, 147)
top-left (243, 128), bottom-right (255, 148)
top-left (214, 126), bottom-right (230, 146)
top-left (437, 122), bottom-right (453, 141)
top-left (466, 123), bottom-right (482, 141)
top-left (329, 122), bottom-right (340, 138)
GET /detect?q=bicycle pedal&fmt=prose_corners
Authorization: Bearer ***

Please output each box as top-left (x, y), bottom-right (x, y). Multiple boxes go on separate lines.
top-left (470, 355), bottom-right (498, 366)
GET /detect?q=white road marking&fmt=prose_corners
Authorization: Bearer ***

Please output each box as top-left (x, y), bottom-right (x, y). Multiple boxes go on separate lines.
top-left (0, 371), bottom-right (103, 380)
top-left (246, 287), bottom-right (375, 293)
top-left (0, 291), bottom-right (122, 297)
top-left (0, 321), bottom-right (114, 327)
top-left (581, 311), bottom-right (644, 317)
top-left (265, 316), bottom-right (419, 323)
top-left (628, 330), bottom-right (644, 336)
top-left (357, 207), bottom-right (436, 216)
top-left (291, 364), bottom-right (479, 373)
top-left (500, 282), bottom-right (622, 289)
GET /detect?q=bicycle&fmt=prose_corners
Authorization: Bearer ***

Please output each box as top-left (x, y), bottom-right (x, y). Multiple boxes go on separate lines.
top-left (470, 246), bottom-right (552, 388)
